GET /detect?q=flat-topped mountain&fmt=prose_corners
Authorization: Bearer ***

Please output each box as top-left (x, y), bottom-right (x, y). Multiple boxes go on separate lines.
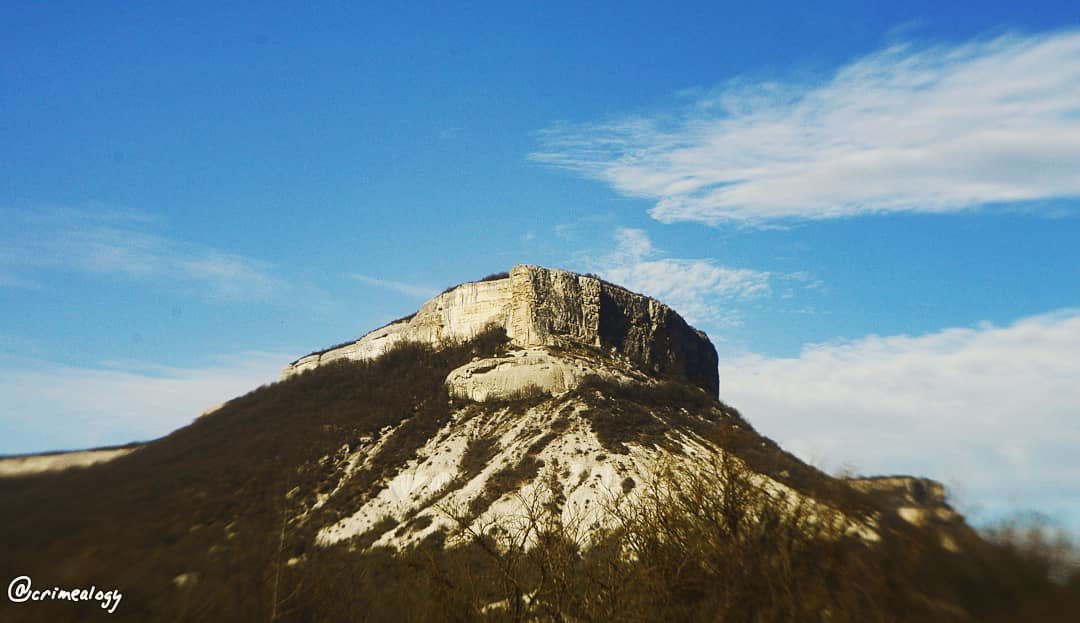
top-left (283, 264), bottom-right (719, 396)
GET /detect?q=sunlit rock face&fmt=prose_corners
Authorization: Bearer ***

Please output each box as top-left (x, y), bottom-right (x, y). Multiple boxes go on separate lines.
top-left (444, 348), bottom-right (643, 402)
top-left (281, 265), bottom-right (719, 396)
top-left (846, 476), bottom-right (950, 509)
top-left (845, 475), bottom-right (962, 544)
top-left (507, 265), bottom-right (601, 348)
top-left (284, 277), bottom-right (515, 377)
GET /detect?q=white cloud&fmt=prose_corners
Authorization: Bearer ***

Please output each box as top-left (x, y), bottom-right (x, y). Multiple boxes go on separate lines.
top-left (593, 227), bottom-right (774, 326)
top-left (0, 351), bottom-right (288, 455)
top-left (605, 260), bottom-right (771, 324)
top-left (719, 310), bottom-right (1080, 528)
top-left (609, 227), bottom-right (654, 262)
top-left (533, 30), bottom-right (1080, 224)
top-left (351, 274), bottom-right (437, 299)
top-left (0, 208), bottom-right (282, 301)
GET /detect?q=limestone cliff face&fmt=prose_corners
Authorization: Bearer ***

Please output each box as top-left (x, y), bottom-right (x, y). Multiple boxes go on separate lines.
top-left (282, 265), bottom-right (719, 396)
top-left (597, 283), bottom-right (720, 397)
top-left (286, 277), bottom-right (515, 376)
top-left (508, 265), bottom-right (601, 348)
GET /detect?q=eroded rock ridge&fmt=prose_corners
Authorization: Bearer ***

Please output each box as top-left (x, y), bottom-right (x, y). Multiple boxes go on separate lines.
top-left (282, 265), bottom-right (719, 396)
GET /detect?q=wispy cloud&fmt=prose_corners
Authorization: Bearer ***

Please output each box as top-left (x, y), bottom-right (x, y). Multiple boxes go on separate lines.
top-left (0, 351), bottom-right (288, 454)
top-left (0, 208), bottom-right (281, 301)
top-left (590, 227), bottom-right (773, 326)
top-left (533, 30), bottom-right (1080, 224)
top-left (438, 126), bottom-right (462, 140)
top-left (719, 310), bottom-right (1080, 529)
top-left (351, 274), bottom-right (437, 299)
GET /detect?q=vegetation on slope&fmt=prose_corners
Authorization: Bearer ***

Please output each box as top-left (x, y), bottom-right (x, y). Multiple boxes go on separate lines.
top-left (283, 455), bottom-right (1080, 622)
top-left (0, 327), bottom-right (510, 622)
top-left (0, 326), bottom-right (1076, 622)
top-left (567, 374), bottom-right (882, 519)
top-left (291, 311), bottom-right (419, 364)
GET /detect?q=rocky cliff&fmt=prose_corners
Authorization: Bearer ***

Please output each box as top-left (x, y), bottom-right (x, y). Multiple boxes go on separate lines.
top-left (846, 476), bottom-right (962, 538)
top-left (282, 265), bottom-right (720, 396)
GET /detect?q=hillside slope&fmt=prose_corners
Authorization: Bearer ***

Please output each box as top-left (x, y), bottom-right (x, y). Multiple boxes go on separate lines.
top-left (1, 267), bottom-right (1075, 622)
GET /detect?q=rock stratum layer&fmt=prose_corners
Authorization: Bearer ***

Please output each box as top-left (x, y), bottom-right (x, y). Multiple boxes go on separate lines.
top-left (282, 265), bottom-right (720, 396)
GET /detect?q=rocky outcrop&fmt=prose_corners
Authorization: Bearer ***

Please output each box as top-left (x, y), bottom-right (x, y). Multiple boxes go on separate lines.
top-left (508, 266), bottom-right (601, 348)
top-left (286, 277), bottom-right (515, 376)
top-left (597, 282), bottom-right (719, 397)
top-left (282, 265), bottom-right (720, 396)
top-left (444, 348), bottom-right (642, 402)
top-left (846, 476), bottom-right (962, 534)
top-left (846, 476), bottom-right (949, 508)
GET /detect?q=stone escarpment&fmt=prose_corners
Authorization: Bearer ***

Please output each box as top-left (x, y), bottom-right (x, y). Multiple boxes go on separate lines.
top-left (285, 276), bottom-right (516, 375)
top-left (282, 265), bottom-right (719, 396)
top-left (846, 475), bottom-right (964, 550)
top-left (845, 476), bottom-right (960, 525)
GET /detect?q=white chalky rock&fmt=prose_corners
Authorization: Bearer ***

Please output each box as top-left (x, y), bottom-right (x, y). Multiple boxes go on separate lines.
top-left (444, 348), bottom-right (629, 402)
top-left (281, 265), bottom-right (719, 396)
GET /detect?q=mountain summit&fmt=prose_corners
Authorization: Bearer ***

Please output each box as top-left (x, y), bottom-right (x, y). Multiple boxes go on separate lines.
top-left (283, 264), bottom-right (720, 396)
top-left (4, 265), bottom-right (1066, 622)
top-left (264, 266), bottom-right (957, 551)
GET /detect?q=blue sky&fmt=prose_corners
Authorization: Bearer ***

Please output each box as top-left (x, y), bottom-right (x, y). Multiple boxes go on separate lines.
top-left (2, 2), bottom-right (1079, 531)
